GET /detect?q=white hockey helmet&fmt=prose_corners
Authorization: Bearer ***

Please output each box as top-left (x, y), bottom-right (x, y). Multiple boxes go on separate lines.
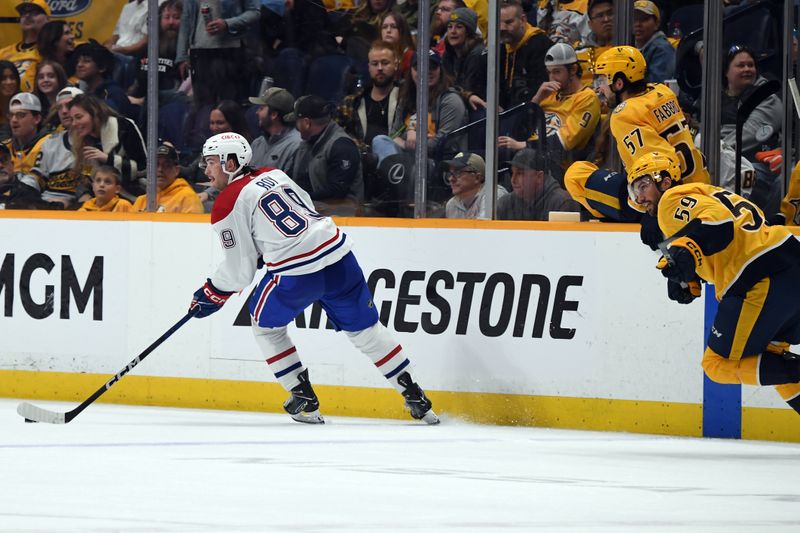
top-left (544, 42), bottom-right (578, 67)
top-left (201, 132), bottom-right (252, 178)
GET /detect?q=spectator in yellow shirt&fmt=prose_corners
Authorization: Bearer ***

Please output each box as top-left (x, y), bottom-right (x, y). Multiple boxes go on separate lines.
top-left (0, 0), bottom-right (50, 92)
top-left (132, 142), bottom-right (204, 213)
top-left (79, 165), bottom-right (133, 212)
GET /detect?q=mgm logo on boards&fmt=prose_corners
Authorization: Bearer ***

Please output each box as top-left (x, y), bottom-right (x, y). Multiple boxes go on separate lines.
top-left (0, 253), bottom-right (103, 320)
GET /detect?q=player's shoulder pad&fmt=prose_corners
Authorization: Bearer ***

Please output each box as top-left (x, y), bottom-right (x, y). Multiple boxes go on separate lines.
top-left (210, 175), bottom-right (256, 224)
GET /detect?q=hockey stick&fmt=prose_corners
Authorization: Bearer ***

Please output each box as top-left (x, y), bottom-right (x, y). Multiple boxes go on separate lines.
top-left (17, 309), bottom-right (199, 424)
top-left (735, 79), bottom-right (780, 195)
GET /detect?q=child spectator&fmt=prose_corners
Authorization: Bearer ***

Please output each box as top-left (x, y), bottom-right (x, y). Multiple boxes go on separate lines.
top-left (73, 39), bottom-right (136, 119)
top-left (33, 60), bottom-right (68, 121)
top-left (78, 165), bottom-right (133, 212)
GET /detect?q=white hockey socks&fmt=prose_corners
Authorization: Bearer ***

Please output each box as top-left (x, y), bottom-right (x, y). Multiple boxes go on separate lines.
top-left (346, 322), bottom-right (410, 393)
top-left (252, 323), bottom-right (305, 391)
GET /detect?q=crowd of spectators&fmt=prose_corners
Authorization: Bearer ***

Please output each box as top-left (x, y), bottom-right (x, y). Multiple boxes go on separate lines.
top-left (0, 0), bottom-right (790, 220)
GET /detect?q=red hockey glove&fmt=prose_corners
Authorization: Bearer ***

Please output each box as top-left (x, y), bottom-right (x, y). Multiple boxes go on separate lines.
top-left (190, 279), bottom-right (234, 318)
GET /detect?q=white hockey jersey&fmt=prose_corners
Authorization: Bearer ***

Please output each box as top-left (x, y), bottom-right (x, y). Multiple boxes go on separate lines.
top-left (209, 167), bottom-right (353, 292)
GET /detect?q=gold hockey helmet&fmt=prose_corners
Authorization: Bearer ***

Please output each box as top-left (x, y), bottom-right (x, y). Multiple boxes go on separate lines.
top-left (627, 151), bottom-right (681, 203)
top-left (593, 46), bottom-right (647, 84)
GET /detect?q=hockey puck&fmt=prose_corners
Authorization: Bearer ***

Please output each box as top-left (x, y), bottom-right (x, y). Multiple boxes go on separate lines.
top-left (24, 418), bottom-right (37, 423)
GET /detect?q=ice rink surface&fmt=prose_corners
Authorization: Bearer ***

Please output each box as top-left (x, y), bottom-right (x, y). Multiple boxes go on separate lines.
top-left (1, 399), bottom-right (799, 533)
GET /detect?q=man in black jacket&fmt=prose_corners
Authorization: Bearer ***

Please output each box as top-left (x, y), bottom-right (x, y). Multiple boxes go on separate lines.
top-left (498, 0), bottom-right (552, 109)
top-left (290, 95), bottom-right (363, 216)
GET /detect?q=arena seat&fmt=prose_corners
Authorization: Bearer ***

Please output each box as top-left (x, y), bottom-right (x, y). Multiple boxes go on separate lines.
top-left (675, 0), bottom-right (781, 101)
top-left (273, 47), bottom-right (307, 100)
top-left (304, 54), bottom-right (357, 104)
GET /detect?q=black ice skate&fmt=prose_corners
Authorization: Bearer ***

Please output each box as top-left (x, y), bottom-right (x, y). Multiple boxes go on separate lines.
top-left (397, 371), bottom-right (439, 425)
top-left (284, 369), bottom-right (324, 424)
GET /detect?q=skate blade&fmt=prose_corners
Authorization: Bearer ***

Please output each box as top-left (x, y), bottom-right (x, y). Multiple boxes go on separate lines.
top-left (421, 410), bottom-right (440, 425)
top-left (290, 409), bottom-right (325, 424)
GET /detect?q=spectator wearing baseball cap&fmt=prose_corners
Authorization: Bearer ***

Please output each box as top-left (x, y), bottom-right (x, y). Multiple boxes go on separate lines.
top-left (498, 42), bottom-right (600, 182)
top-left (53, 86), bottom-right (83, 129)
top-left (6, 91), bottom-right (51, 177)
top-left (73, 39), bottom-right (136, 119)
top-left (441, 8), bottom-right (487, 102)
top-left (132, 141), bottom-right (204, 214)
top-left (250, 86), bottom-right (302, 173)
top-left (25, 87), bottom-right (89, 209)
top-left (0, 0), bottom-right (50, 93)
top-left (290, 94), bottom-right (364, 216)
top-left (371, 48), bottom-right (467, 165)
top-left (443, 151), bottom-right (508, 219)
top-left (496, 148), bottom-right (580, 221)
top-left (633, 0), bottom-right (675, 83)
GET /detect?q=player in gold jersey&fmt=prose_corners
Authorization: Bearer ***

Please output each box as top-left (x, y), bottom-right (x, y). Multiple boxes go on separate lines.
top-left (773, 160), bottom-right (800, 226)
top-left (595, 46), bottom-right (711, 183)
top-left (628, 152), bottom-right (800, 414)
top-left (593, 45), bottom-right (708, 249)
top-left (594, 45), bottom-right (709, 185)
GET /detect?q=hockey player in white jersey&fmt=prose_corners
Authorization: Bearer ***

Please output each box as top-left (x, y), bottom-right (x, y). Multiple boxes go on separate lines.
top-left (189, 132), bottom-right (439, 425)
